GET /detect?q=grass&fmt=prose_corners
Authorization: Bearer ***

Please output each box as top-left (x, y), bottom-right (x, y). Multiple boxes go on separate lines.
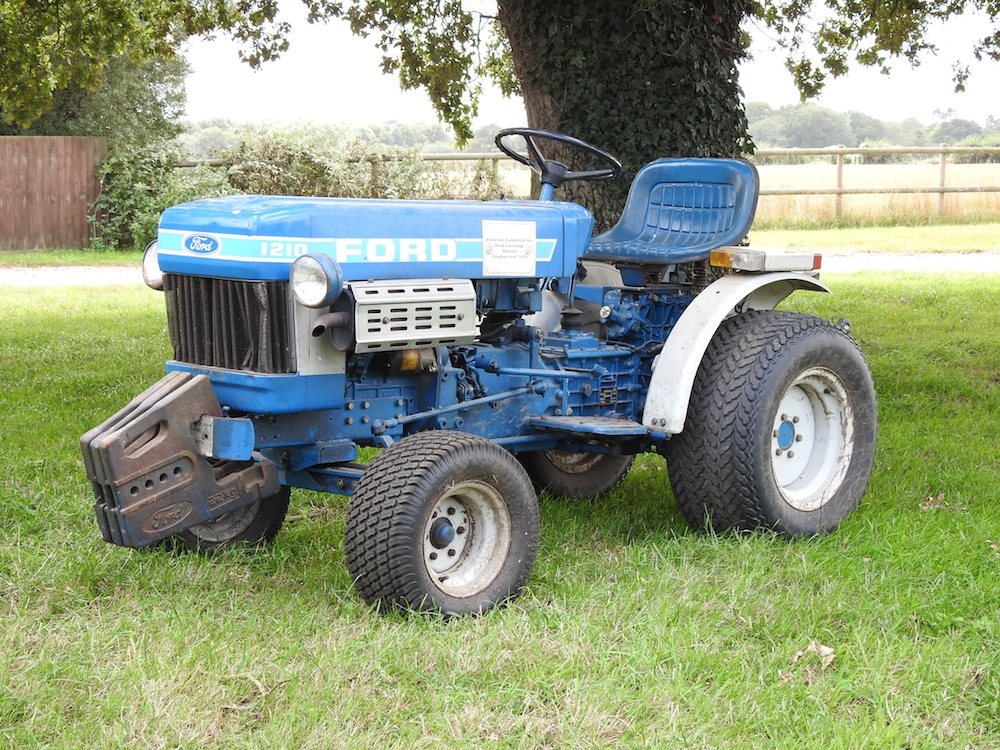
top-left (752, 223), bottom-right (1000, 254)
top-left (3, 274), bottom-right (1000, 748)
top-left (0, 249), bottom-right (140, 267)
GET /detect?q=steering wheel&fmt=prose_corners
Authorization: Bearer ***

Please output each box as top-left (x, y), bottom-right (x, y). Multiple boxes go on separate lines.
top-left (495, 128), bottom-right (622, 195)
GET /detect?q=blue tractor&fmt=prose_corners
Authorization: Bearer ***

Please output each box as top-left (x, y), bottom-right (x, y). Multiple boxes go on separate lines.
top-left (81, 130), bottom-right (877, 615)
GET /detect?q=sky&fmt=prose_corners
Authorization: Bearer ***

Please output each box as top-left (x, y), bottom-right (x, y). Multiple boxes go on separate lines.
top-left (183, 5), bottom-right (1000, 131)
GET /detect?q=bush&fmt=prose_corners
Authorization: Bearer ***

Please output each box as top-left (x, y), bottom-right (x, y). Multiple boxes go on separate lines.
top-left (223, 134), bottom-right (510, 201)
top-left (89, 144), bottom-right (230, 252)
top-left (951, 133), bottom-right (1000, 164)
top-left (417, 158), bottom-right (508, 201)
top-left (89, 144), bottom-right (178, 252)
top-left (856, 139), bottom-right (909, 165)
top-left (89, 134), bottom-right (513, 251)
top-left (224, 135), bottom-right (424, 198)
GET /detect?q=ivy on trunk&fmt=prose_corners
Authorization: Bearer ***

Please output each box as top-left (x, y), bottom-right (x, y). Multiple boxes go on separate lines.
top-left (497, 0), bottom-right (753, 228)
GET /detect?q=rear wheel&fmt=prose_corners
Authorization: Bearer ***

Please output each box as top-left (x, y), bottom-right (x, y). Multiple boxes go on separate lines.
top-left (346, 432), bottom-right (540, 615)
top-left (663, 310), bottom-right (877, 536)
top-left (519, 449), bottom-right (634, 498)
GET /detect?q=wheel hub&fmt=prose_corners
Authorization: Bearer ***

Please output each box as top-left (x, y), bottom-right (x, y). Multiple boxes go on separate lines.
top-left (421, 480), bottom-right (512, 598)
top-left (770, 367), bottom-right (855, 512)
top-left (428, 517), bottom-right (456, 549)
top-left (776, 419), bottom-right (796, 451)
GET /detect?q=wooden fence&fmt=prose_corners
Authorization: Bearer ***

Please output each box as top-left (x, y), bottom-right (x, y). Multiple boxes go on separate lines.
top-left (0, 136), bottom-right (107, 250)
top-left (756, 146), bottom-right (1000, 219)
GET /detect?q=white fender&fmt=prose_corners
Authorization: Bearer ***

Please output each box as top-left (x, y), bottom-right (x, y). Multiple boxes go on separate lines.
top-left (642, 272), bottom-right (831, 435)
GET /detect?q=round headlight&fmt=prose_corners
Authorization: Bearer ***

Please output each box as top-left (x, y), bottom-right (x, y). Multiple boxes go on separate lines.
top-left (141, 240), bottom-right (164, 290)
top-left (290, 253), bottom-right (344, 308)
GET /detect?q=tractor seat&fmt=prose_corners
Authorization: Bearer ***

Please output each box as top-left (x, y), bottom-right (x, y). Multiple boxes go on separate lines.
top-left (584, 158), bottom-right (759, 265)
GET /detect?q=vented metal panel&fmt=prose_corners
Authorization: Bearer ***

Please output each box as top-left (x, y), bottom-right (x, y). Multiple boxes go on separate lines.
top-left (164, 275), bottom-right (294, 374)
top-left (351, 279), bottom-right (478, 353)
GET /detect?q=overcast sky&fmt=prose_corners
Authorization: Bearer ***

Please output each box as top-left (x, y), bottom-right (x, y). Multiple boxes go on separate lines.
top-left (183, 5), bottom-right (1000, 130)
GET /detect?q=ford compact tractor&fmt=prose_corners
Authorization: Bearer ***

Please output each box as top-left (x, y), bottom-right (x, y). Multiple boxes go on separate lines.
top-left (81, 130), bottom-right (877, 615)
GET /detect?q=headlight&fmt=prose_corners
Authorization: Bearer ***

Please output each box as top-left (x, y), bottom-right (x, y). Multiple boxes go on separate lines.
top-left (141, 241), bottom-right (164, 290)
top-left (290, 253), bottom-right (344, 308)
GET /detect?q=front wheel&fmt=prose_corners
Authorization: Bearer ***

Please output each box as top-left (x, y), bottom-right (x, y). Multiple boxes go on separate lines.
top-left (345, 432), bottom-right (540, 616)
top-left (663, 310), bottom-right (877, 537)
top-left (172, 486), bottom-right (290, 552)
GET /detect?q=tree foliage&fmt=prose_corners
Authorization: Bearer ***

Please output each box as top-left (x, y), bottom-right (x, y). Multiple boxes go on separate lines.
top-left (0, 0), bottom-right (288, 128)
top-left (4, 0), bottom-right (1000, 140)
top-left (0, 53), bottom-right (188, 147)
top-left (756, 0), bottom-right (1000, 99)
top-left (755, 103), bottom-right (855, 148)
top-left (744, 101), bottom-right (1000, 149)
top-left (5, 0), bottom-right (1000, 224)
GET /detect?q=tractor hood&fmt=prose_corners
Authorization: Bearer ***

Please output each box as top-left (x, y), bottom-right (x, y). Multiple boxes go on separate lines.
top-left (156, 195), bottom-right (595, 282)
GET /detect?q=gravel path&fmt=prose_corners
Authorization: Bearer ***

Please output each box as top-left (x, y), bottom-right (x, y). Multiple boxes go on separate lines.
top-left (4, 252), bottom-right (1000, 287)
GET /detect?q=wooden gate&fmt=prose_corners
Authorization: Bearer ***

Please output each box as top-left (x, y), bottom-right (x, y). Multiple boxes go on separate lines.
top-left (0, 136), bottom-right (107, 250)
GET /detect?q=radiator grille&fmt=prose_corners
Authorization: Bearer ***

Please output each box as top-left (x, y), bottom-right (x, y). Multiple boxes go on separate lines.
top-left (164, 275), bottom-right (294, 374)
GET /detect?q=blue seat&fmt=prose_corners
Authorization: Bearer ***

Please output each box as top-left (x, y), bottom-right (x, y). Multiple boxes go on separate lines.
top-left (584, 158), bottom-right (759, 265)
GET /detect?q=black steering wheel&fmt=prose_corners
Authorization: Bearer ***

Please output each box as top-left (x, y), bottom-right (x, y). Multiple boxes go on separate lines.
top-left (495, 128), bottom-right (623, 191)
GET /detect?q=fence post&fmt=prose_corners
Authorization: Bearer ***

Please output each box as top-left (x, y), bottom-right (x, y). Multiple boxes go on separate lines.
top-left (938, 144), bottom-right (947, 216)
top-left (369, 157), bottom-right (381, 199)
top-left (835, 147), bottom-right (845, 221)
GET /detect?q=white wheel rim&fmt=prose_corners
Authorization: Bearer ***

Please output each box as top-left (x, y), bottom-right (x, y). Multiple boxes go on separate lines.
top-left (422, 480), bottom-right (511, 598)
top-left (770, 367), bottom-right (855, 512)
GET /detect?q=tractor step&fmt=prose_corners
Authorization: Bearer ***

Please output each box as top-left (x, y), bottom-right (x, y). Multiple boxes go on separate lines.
top-left (527, 415), bottom-right (648, 438)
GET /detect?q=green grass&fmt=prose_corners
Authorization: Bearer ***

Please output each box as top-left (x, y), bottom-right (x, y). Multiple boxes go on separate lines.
top-left (0, 249), bottom-right (141, 267)
top-left (2, 276), bottom-right (1000, 748)
top-left (753, 223), bottom-right (1000, 254)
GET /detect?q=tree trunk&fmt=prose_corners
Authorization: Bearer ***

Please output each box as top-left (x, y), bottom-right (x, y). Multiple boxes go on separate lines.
top-left (497, 0), bottom-right (752, 230)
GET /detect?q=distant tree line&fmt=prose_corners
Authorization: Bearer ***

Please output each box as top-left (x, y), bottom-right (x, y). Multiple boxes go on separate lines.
top-left (176, 119), bottom-right (506, 158)
top-left (747, 101), bottom-right (1000, 150)
top-left (176, 103), bottom-right (1000, 159)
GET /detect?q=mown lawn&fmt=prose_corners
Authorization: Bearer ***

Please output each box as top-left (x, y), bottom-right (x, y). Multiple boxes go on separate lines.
top-left (1, 273), bottom-right (999, 748)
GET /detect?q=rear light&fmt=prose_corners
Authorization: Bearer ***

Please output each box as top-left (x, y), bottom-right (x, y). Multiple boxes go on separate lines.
top-left (710, 247), bottom-right (821, 273)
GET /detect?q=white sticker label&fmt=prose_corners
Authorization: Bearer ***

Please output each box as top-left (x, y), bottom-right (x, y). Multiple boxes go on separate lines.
top-left (482, 220), bottom-right (537, 277)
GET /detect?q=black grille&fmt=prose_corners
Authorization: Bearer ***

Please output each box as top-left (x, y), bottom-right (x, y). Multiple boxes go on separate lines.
top-left (164, 275), bottom-right (294, 374)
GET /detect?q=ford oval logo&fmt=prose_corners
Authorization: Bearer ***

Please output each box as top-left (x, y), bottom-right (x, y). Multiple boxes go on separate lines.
top-left (182, 233), bottom-right (221, 255)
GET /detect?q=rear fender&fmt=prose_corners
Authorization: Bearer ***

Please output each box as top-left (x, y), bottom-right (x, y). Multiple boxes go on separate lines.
top-left (642, 273), bottom-right (830, 435)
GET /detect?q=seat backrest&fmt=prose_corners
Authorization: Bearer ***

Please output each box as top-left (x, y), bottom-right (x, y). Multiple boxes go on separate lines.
top-left (584, 158), bottom-right (759, 265)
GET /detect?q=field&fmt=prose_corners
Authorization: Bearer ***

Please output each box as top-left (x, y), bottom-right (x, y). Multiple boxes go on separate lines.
top-left (2, 270), bottom-right (1000, 748)
top-left (754, 162), bottom-right (1000, 227)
